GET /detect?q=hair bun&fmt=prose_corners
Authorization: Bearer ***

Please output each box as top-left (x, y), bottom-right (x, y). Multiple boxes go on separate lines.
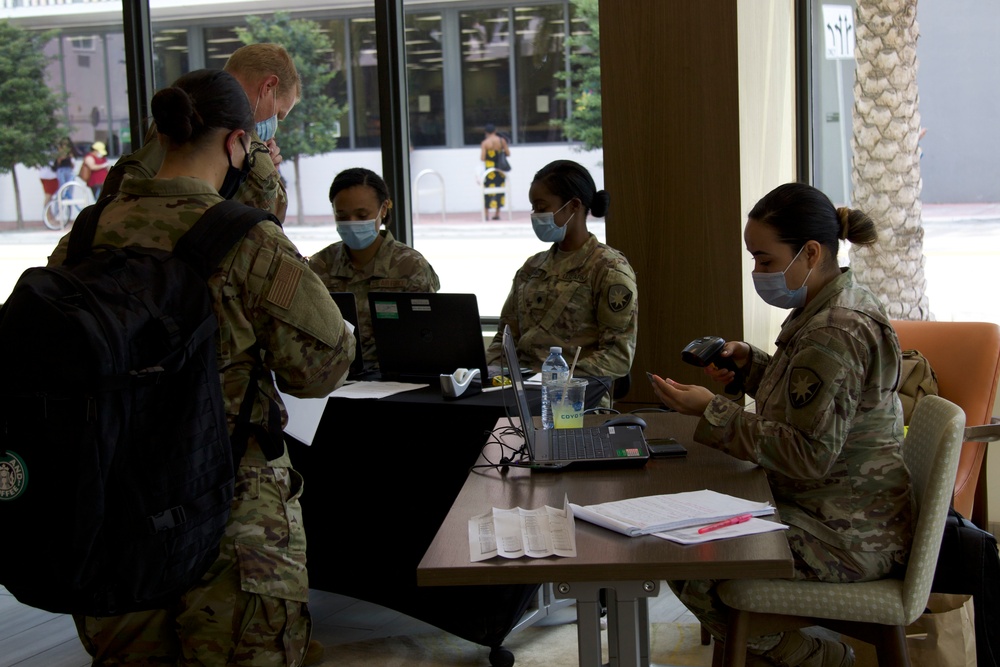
top-left (836, 206), bottom-right (850, 240)
top-left (151, 86), bottom-right (196, 143)
top-left (590, 190), bottom-right (610, 218)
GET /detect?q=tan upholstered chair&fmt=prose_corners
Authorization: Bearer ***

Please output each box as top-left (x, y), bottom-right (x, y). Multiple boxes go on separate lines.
top-left (712, 395), bottom-right (966, 667)
top-left (891, 319), bottom-right (1000, 528)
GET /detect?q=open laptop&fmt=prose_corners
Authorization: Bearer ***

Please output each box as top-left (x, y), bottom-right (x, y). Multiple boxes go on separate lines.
top-left (501, 325), bottom-right (649, 470)
top-left (329, 292), bottom-right (377, 380)
top-left (368, 292), bottom-right (489, 383)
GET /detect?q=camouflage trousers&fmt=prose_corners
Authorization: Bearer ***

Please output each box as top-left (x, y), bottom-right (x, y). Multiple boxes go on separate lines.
top-left (74, 465), bottom-right (312, 666)
top-left (668, 523), bottom-right (907, 649)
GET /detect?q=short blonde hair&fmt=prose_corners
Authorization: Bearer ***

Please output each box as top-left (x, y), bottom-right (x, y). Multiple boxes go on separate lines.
top-left (224, 43), bottom-right (301, 102)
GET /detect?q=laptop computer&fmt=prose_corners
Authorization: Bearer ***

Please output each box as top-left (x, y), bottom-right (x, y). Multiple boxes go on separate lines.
top-left (368, 292), bottom-right (489, 383)
top-left (329, 292), bottom-right (378, 380)
top-left (501, 324), bottom-right (649, 470)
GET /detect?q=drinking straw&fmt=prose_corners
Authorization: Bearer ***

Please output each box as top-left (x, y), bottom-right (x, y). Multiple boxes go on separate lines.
top-left (561, 346), bottom-right (582, 408)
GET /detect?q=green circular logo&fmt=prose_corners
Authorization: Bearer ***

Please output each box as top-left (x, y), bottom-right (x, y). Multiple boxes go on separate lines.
top-left (0, 450), bottom-right (28, 501)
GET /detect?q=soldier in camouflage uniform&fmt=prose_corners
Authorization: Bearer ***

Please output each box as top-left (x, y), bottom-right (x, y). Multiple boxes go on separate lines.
top-left (49, 70), bottom-right (354, 667)
top-left (485, 160), bottom-right (637, 385)
top-left (651, 183), bottom-right (912, 667)
top-left (308, 167), bottom-right (440, 366)
top-left (101, 43), bottom-right (298, 221)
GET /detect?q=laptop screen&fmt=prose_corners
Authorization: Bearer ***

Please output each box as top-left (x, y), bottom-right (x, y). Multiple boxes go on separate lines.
top-left (368, 292), bottom-right (489, 382)
top-left (502, 324), bottom-right (538, 459)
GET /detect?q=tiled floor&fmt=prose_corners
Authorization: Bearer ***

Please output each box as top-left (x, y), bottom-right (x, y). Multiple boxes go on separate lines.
top-left (0, 585), bottom-right (699, 667)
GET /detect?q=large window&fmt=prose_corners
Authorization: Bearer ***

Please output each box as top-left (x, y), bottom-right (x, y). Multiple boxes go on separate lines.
top-left (350, 16), bottom-right (381, 149)
top-left (514, 4), bottom-right (567, 143)
top-left (406, 12), bottom-right (445, 147)
top-left (460, 8), bottom-right (512, 144)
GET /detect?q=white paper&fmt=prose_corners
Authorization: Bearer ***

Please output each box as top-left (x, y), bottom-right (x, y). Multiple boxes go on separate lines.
top-left (571, 489), bottom-right (775, 536)
top-left (468, 495), bottom-right (577, 562)
top-left (651, 517), bottom-right (788, 545)
top-left (279, 392), bottom-right (328, 446)
top-left (329, 380), bottom-right (428, 399)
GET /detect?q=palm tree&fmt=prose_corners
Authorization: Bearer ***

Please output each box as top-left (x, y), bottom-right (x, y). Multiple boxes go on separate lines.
top-left (848, 0), bottom-right (930, 320)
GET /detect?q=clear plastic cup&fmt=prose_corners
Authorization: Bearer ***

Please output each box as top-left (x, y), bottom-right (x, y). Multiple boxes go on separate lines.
top-left (551, 377), bottom-right (588, 429)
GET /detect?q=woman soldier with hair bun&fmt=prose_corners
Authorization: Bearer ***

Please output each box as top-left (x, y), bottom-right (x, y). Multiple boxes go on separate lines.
top-left (485, 159), bottom-right (638, 384)
top-left (650, 182), bottom-right (912, 667)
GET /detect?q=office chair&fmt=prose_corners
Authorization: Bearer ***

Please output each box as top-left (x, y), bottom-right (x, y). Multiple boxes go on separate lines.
top-left (891, 320), bottom-right (1000, 528)
top-left (711, 395), bottom-right (965, 667)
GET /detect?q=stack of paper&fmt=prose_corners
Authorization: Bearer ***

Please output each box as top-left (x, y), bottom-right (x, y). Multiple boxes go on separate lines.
top-left (570, 489), bottom-right (785, 543)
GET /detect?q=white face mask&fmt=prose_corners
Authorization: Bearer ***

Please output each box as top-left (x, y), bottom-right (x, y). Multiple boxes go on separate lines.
top-left (751, 245), bottom-right (813, 309)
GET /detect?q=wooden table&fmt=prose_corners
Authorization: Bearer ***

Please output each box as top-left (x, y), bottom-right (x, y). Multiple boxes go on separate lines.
top-left (417, 411), bottom-right (794, 667)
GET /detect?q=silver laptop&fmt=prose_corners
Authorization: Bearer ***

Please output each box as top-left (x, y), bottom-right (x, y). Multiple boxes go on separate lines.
top-left (501, 325), bottom-right (649, 470)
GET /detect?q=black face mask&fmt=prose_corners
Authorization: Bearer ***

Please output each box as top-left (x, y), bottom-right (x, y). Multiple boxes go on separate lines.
top-left (219, 138), bottom-right (251, 200)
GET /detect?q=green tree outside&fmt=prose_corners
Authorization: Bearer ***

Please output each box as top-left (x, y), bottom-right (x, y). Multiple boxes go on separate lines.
top-left (553, 0), bottom-right (602, 151)
top-left (0, 21), bottom-right (65, 229)
top-left (237, 13), bottom-right (347, 225)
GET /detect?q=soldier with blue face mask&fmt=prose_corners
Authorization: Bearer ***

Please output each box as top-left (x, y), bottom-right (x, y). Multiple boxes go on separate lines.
top-left (649, 182), bottom-right (912, 667)
top-left (100, 43), bottom-right (299, 222)
top-left (308, 168), bottom-right (441, 366)
top-left (485, 160), bottom-right (638, 390)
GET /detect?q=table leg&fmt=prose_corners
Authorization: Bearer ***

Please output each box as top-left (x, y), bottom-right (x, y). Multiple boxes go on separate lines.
top-left (554, 580), bottom-right (660, 667)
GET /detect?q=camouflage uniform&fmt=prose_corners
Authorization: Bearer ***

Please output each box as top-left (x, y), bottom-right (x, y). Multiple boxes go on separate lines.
top-left (485, 233), bottom-right (637, 380)
top-left (307, 230), bottom-right (441, 365)
top-left (101, 124), bottom-right (288, 221)
top-left (49, 176), bottom-right (355, 666)
top-left (671, 269), bottom-right (913, 646)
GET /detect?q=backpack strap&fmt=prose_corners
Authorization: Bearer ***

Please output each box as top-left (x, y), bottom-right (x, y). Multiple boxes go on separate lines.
top-left (174, 200), bottom-right (286, 463)
top-left (174, 200), bottom-right (281, 278)
top-left (64, 195), bottom-right (117, 265)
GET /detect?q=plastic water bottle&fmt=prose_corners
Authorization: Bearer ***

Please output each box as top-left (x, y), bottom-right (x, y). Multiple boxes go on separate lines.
top-left (541, 346), bottom-right (570, 430)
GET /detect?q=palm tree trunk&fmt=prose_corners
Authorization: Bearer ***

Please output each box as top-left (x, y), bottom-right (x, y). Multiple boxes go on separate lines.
top-left (849, 0), bottom-right (929, 320)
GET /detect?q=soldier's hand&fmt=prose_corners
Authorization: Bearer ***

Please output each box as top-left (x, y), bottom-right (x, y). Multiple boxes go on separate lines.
top-left (265, 139), bottom-right (283, 167)
top-left (649, 374), bottom-right (714, 416)
top-left (704, 341), bottom-right (750, 386)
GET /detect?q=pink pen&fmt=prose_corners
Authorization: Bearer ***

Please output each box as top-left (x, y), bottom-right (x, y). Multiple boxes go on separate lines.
top-left (697, 513), bottom-right (753, 534)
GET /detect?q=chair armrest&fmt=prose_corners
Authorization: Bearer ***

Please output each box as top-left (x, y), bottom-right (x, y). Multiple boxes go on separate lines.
top-left (964, 417), bottom-right (1000, 442)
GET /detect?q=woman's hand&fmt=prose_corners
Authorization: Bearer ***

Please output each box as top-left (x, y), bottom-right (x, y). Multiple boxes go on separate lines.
top-left (649, 374), bottom-right (715, 416)
top-left (703, 341), bottom-right (751, 386)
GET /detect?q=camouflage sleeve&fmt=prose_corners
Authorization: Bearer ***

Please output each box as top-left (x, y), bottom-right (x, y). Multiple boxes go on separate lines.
top-left (742, 343), bottom-right (772, 396)
top-left (575, 262), bottom-right (637, 379)
top-left (239, 226), bottom-right (355, 397)
top-left (486, 280), bottom-right (520, 367)
top-left (695, 328), bottom-right (864, 480)
top-left (45, 232), bottom-right (71, 267)
top-left (237, 137), bottom-right (288, 222)
top-left (404, 253), bottom-right (440, 293)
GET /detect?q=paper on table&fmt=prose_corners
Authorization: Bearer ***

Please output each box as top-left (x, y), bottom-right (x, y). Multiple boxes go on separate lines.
top-left (651, 517), bottom-right (788, 545)
top-left (468, 494), bottom-right (577, 562)
top-left (330, 381), bottom-right (428, 399)
top-left (570, 489), bottom-right (775, 537)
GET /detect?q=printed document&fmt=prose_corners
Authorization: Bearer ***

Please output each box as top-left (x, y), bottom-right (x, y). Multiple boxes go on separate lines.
top-left (469, 495), bottom-right (577, 562)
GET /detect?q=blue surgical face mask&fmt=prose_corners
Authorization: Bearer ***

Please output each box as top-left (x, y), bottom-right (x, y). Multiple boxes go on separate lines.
top-left (751, 245), bottom-right (813, 309)
top-left (254, 88), bottom-right (278, 142)
top-left (336, 207), bottom-right (384, 250)
top-left (530, 200), bottom-right (574, 244)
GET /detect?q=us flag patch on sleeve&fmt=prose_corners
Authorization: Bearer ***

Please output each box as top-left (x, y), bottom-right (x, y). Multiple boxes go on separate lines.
top-left (266, 257), bottom-right (303, 309)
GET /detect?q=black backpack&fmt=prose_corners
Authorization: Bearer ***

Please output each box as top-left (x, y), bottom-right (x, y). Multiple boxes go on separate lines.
top-left (932, 507), bottom-right (1000, 667)
top-left (0, 197), bottom-right (278, 616)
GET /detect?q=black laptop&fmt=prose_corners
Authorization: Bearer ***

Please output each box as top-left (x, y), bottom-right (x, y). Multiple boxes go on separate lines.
top-left (367, 292), bottom-right (489, 383)
top-left (501, 325), bottom-right (649, 470)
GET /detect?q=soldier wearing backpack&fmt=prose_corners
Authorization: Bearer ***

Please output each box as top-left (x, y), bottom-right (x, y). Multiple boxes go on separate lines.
top-left (46, 69), bottom-right (355, 666)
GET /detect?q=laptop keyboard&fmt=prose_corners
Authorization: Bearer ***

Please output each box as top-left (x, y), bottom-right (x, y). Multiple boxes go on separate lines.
top-left (551, 427), bottom-right (614, 459)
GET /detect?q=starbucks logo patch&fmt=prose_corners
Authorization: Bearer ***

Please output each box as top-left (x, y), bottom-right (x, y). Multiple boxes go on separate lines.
top-left (0, 450), bottom-right (27, 501)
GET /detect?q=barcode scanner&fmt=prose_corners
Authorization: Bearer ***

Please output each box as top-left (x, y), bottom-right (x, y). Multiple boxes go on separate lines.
top-left (681, 336), bottom-right (744, 395)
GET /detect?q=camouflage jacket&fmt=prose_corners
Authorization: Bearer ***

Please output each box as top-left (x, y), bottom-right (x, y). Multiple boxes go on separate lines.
top-left (695, 269), bottom-right (913, 552)
top-left (307, 230), bottom-right (441, 364)
top-left (485, 233), bottom-right (637, 379)
top-left (47, 176), bottom-right (355, 467)
top-left (100, 125), bottom-right (288, 222)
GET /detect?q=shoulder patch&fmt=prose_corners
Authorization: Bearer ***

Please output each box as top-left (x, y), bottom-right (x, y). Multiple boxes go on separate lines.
top-left (788, 366), bottom-right (823, 408)
top-left (608, 284), bottom-right (633, 313)
top-left (267, 257), bottom-right (303, 309)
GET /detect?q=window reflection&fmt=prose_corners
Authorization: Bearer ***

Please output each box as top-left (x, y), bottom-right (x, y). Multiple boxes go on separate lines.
top-left (514, 4), bottom-right (566, 143)
top-left (407, 13), bottom-right (444, 147)
top-left (351, 17), bottom-right (381, 149)
top-left (461, 8), bottom-right (512, 144)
